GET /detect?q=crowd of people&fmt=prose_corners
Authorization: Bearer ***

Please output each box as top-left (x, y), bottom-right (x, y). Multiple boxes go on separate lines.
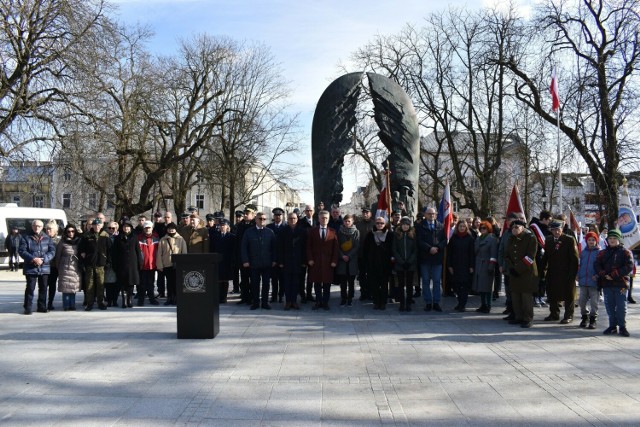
top-left (11, 202), bottom-right (635, 336)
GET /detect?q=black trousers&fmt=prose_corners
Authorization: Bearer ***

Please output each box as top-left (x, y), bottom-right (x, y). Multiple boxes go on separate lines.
top-left (24, 274), bottom-right (48, 311)
top-left (396, 271), bottom-right (414, 308)
top-left (314, 282), bottom-right (331, 304)
top-left (47, 266), bottom-right (58, 307)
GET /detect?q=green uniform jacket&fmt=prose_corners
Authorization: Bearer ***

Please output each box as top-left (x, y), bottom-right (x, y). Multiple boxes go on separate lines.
top-left (505, 229), bottom-right (538, 293)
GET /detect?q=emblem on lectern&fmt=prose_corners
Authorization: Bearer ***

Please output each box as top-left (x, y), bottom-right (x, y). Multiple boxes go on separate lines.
top-left (183, 271), bottom-right (206, 293)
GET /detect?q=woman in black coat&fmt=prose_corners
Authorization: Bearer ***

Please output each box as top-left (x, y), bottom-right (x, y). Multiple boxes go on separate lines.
top-left (211, 220), bottom-right (236, 303)
top-left (447, 220), bottom-right (475, 312)
top-left (111, 222), bottom-right (142, 308)
top-left (363, 217), bottom-right (393, 310)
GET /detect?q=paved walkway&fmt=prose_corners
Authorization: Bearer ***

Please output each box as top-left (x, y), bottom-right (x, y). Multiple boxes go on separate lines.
top-left (1, 270), bottom-right (639, 426)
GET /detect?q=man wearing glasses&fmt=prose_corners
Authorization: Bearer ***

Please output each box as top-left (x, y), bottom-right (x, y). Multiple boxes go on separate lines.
top-left (18, 220), bottom-right (55, 314)
top-left (241, 212), bottom-right (277, 310)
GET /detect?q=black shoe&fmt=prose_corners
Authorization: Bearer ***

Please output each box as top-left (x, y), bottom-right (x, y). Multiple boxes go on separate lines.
top-left (261, 303), bottom-right (272, 310)
top-left (250, 304), bottom-right (259, 310)
top-left (270, 297), bottom-right (277, 303)
top-left (502, 309), bottom-right (511, 315)
top-left (69, 306), bottom-right (76, 311)
top-left (359, 295), bottom-right (367, 301)
top-left (47, 305), bottom-right (55, 311)
top-left (279, 297), bottom-right (283, 303)
top-left (454, 304), bottom-right (461, 311)
top-left (340, 298), bottom-right (347, 306)
top-left (24, 309), bottom-right (32, 315)
top-left (628, 297), bottom-right (637, 304)
top-left (521, 321), bottom-right (533, 328)
top-left (158, 293), bottom-right (165, 298)
top-left (164, 299), bottom-right (172, 306)
top-left (137, 300), bottom-right (144, 307)
top-left (588, 317), bottom-right (597, 329)
top-left (475, 305), bottom-right (485, 313)
top-left (579, 316), bottom-right (588, 328)
top-left (560, 318), bottom-right (572, 324)
top-left (98, 303), bottom-right (108, 310)
top-left (307, 295), bottom-right (316, 302)
top-left (544, 315), bottom-right (559, 321)
top-left (406, 305), bottom-right (412, 312)
top-left (106, 301), bottom-right (112, 307)
top-left (85, 305), bottom-right (93, 311)
top-left (150, 299), bottom-right (160, 306)
top-left (424, 304), bottom-right (432, 312)
top-left (503, 315), bottom-right (515, 321)
top-left (413, 290), bottom-right (421, 298)
top-left (347, 299), bottom-right (352, 307)
top-left (619, 327), bottom-right (630, 337)
top-left (301, 296), bottom-right (307, 304)
top-left (312, 303), bottom-right (321, 310)
top-left (603, 326), bottom-right (617, 335)
top-left (323, 303), bottom-right (330, 311)
top-left (37, 308), bottom-right (48, 313)
top-left (432, 303), bottom-right (442, 312)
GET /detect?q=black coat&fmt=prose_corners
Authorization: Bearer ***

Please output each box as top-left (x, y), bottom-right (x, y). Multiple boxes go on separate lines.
top-left (277, 224), bottom-right (307, 273)
top-left (111, 232), bottom-right (142, 286)
top-left (211, 231), bottom-right (236, 281)
top-left (363, 231), bottom-right (393, 280)
top-left (447, 232), bottom-right (476, 285)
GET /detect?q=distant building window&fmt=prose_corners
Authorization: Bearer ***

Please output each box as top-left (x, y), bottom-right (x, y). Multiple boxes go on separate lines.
top-left (196, 194), bottom-right (204, 210)
top-left (62, 193), bottom-right (71, 208)
top-left (63, 170), bottom-right (71, 181)
top-left (88, 193), bottom-right (97, 210)
top-left (33, 195), bottom-right (44, 208)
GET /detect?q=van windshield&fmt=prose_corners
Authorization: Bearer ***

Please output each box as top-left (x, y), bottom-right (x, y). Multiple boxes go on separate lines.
top-left (6, 218), bottom-right (65, 236)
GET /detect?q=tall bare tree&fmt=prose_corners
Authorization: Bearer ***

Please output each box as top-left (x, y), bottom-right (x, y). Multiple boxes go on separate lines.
top-left (500, 0), bottom-right (640, 227)
top-left (0, 0), bottom-right (105, 158)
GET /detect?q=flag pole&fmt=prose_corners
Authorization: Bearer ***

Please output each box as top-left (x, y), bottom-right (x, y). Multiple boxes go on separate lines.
top-left (557, 108), bottom-right (562, 213)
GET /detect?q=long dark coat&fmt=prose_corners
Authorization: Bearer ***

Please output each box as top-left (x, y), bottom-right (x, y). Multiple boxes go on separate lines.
top-left (111, 232), bottom-right (142, 286)
top-left (472, 234), bottom-right (498, 293)
top-left (446, 232), bottom-right (475, 286)
top-left (278, 224), bottom-right (307, 274)
top-left (306, 226), bottom-right (339, 283)
top-left (541, 233), bottom-right (579, 301)
top-left (336, 225), bottom-right (360, 276)
top-left (363, 230), bottom-right (393, 280)
top-left (211, 231), bottom-right (236, 281)
top-left (505, 230), bottom-right (538, 293)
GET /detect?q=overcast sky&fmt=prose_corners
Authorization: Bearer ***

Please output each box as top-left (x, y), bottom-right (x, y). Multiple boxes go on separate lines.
top-left (112, 0), bottom-right (515, 205)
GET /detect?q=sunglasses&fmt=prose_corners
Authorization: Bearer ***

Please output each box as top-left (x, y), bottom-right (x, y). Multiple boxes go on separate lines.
top-left (108, 227), bottom-right (116, 230)
top-left (375, 222), bottom-right (385, 225)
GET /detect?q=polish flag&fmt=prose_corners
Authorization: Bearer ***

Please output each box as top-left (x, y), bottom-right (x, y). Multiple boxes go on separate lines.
top-left (437, 179), bottom-right (453, 242)
top-left (550, 68), bottom-right (561, 112)
top-left (502, 183), bottom-right (526, 236)
top-left (376, 169), bottom-right (391, 221)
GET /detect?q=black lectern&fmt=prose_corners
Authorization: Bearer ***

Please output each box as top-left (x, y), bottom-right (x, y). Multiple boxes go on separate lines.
top-left (173, 253), bottom-right (221, 339)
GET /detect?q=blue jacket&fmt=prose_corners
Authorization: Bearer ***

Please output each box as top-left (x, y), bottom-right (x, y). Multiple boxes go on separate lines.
top-left (577, 245), bottom-right (600, 287)
top-left (241, 226), bottom-right (276, 269)
top-left (18, 231), bottom-right (55, 275)
top-left (595, 244), bottom-right (634, 288)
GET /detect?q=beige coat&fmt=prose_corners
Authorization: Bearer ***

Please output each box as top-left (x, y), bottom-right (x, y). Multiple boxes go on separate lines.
top-left (156, 234), bottom-right (188, 271)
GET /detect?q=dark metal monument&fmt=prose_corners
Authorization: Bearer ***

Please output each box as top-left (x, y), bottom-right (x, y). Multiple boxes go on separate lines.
top-left (311, 72), bottom-right (420, 217)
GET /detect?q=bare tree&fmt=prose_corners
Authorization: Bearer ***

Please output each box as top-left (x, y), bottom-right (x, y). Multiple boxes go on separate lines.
top-left (500, 0), bottom-right (640, 227)
top-left (0, 0), bottom-right (106, 158)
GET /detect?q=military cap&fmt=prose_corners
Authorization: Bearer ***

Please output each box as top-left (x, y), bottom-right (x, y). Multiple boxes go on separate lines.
top-left (220, 218), bottom-right (230, 225)
top-left (361, 207), bottom-right (371, 213)
top-left (213, 211), bottom-right (225, 219)
top-left (548, 220), bottom-right (564, 230)
top-left (187, 206), bottom-right (198, 213)
top-left (392, 209), bottom-right (402, 215)
top-left (180, 212), bottom-right (190, 219)
top-left (91, 218), bottom-right (102, 225)
top-left (272, 207), bottom-right (285, 215)
top-left (244, 204), bottom-right (257, 213)
top-left (205, 213), bottom-right (215, 221)
top-left (235, 210), bottom-right (244, 218)
top-left (153, 211), bottom-right (162, 218)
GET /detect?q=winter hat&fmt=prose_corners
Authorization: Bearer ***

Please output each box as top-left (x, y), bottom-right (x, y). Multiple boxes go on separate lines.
top-left (400, 216), bottom-right (412, 226)
top-left (607, 229), bottom-right (623, 241)
top-left (585, 231), bottom-right (599, 242)
top-left (143, 221), bottom-right (154, 229)
top-left (166, 222), bottom-right (178, 231)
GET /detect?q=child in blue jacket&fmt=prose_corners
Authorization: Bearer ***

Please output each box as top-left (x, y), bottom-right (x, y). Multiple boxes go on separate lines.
top-left (577, 231), bottom-right (600, 329)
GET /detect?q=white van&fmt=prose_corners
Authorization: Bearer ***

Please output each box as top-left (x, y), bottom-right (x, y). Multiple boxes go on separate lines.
top-left (0, 203), bottom-right (68, 269)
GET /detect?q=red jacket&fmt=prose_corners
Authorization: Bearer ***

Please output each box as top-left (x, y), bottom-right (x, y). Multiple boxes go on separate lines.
top-left (138, 232), bottom-right (159, 271)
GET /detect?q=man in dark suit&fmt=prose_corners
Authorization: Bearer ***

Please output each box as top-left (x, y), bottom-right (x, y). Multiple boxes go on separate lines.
top-left (297, 204), bottom-right (316, 302)
top-left (267, 207), bottom-right (287, 303)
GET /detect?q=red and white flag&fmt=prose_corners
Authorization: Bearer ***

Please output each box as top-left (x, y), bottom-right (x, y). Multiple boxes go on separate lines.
top-left (375, 169), bottom-right (392, 221)
top-left (437, 178), bottom-right (453, 242)
top-left (568, 207), bottom-right (583, 253)
top-left (550, 68), bottom-right (561, 112)
top-left (502, 183), bottom-right (526, 236)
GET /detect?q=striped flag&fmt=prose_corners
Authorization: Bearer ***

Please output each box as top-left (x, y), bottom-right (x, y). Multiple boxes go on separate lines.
top-left (375, 168), bottom-right (392, 221)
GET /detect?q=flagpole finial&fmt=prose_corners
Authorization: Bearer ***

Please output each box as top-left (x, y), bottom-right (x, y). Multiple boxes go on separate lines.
top-left (622, 176), bottom-right (628, 187)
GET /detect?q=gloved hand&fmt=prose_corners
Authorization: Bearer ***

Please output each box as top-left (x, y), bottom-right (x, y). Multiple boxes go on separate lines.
top-left (509, 268), bottom-right (519, 277)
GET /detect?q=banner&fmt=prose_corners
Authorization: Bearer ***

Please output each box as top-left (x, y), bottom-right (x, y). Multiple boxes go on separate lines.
top-left (618, 185), bottom-right (640, 250)
top-left (501, 183), bottom-right (526, 236)
top-left (375, 168), bottom-right (391, 221)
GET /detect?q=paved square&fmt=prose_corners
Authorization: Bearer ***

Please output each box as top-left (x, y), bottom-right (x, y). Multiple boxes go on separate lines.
top-left (1, 271), bottom-right (639, 426)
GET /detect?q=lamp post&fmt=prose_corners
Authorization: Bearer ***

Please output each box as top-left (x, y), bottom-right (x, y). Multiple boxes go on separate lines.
top-left (541, 190), bottom-right (548, 210)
